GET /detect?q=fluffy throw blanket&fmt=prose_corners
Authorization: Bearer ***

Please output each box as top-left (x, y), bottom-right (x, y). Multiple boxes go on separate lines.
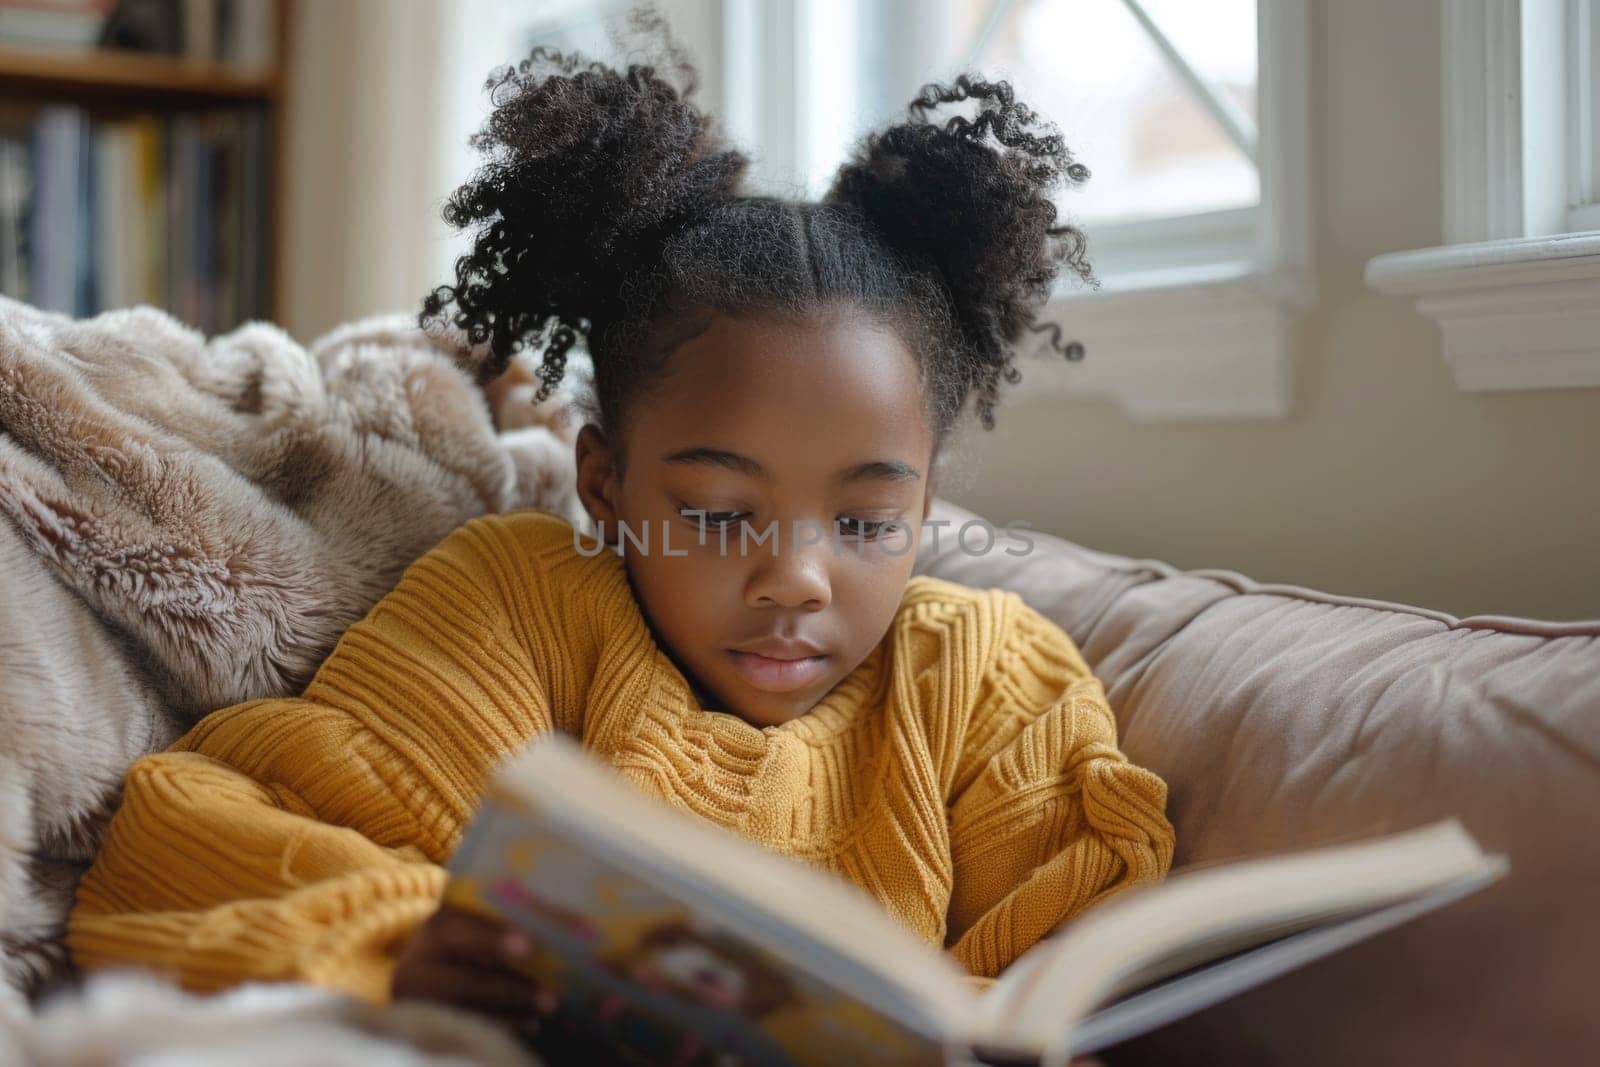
top-left (0, 296), bottom-right (585, 1018)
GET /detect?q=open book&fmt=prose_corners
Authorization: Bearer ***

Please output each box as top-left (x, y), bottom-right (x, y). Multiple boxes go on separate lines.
top-left (444, 735), bottom-right (1508, 1067)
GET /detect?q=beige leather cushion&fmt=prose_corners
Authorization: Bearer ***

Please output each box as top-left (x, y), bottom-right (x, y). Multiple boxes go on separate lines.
top-left (913, 499), bottom-right (1600, 1066)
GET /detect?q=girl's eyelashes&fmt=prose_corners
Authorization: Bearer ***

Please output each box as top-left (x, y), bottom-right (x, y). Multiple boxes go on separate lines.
top-left (834, 516), bottom-right (894, 540)
top-left (677, 505), bottom-right (749, 531)
top-left (675, 504), bottom-right (900, 541)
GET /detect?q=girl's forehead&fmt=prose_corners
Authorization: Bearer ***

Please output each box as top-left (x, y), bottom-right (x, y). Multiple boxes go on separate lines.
top-left (654, 309), bottom-right (920, 406)
top-left (628, 309), bottom-right (934, 475)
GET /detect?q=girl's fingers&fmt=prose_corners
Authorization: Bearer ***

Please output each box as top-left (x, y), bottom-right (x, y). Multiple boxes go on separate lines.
top-left (393, 959), bottom-right (555, 1020)
top-left (421, 906), bottom-right (538, 971)
top-left (393, 905), bottom-right (560, 1026)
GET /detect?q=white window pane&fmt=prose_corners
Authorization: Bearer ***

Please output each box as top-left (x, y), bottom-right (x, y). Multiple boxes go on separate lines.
top-left (964, 0), bottom-right (1259, 226)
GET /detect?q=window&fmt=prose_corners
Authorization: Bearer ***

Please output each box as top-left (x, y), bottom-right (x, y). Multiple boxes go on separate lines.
top-left (1428, 0), bottom-right (1600, 243)
top-left (1366, 0), bottom-right (1600, 392)
top-left (727, 0), bottom-right (1269, 284)
top-left (1570, 0), bottom-right (1600, 232)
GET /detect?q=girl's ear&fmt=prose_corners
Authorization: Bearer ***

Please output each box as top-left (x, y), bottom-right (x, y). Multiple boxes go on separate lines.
top-left (574, 424), bottom-right (622, 528)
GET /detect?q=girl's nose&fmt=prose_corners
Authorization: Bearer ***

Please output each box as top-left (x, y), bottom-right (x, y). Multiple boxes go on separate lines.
top-left (744, 527), bottom-right (833, 610)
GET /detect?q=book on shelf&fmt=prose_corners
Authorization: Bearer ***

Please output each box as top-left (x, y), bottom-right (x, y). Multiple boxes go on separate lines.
top-left (0, 100), bottom-right (270, 331)
top-left (0, 1), bottom-right (113, 51)
top-left (0, 128), bottom-right (27, 298)
top-left (444, 733), bottom-right (1509, 1067)
top-left (193, 0), bottom-right (277, 67)
top-left (0, 0), bottom-right (277, 67)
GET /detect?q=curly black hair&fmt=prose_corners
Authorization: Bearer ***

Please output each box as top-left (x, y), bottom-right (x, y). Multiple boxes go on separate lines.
top-left (420, 30), bottom-right (1093, 444)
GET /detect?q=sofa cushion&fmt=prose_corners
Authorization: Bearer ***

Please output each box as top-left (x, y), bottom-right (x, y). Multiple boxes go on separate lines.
top-left (913, 498), bottom-right (1600, 1066)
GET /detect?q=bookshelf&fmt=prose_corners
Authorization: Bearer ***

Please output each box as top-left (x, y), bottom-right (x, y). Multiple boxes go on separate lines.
top-left (0, 0), bottom-right (292, 333)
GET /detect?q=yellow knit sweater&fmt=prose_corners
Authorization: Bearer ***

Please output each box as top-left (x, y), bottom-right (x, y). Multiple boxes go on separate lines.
top-left (69, 509), bottom-right (1175, 1005)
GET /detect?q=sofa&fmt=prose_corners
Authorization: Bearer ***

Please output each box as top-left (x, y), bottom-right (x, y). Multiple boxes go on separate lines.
top-left (914, 498), bottom-right (1599, 1066)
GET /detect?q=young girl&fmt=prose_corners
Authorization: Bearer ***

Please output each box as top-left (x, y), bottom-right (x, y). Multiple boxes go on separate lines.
top-left (67, 39), bottom-right (1175, 1053)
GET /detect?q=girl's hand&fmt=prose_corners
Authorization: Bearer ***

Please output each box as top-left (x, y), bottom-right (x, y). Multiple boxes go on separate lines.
top-left (391, 902), bottom-right (557, 1039)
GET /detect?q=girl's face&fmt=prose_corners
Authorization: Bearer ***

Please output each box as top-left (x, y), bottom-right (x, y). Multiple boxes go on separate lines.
top-left (575, 307), bottom-right (935, 727)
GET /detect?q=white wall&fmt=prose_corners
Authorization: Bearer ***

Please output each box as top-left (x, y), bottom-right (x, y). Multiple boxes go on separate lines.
top-left (279, 0), bottom-right (1600, 620)
top-left (279, 0), bottom-right (457, 345)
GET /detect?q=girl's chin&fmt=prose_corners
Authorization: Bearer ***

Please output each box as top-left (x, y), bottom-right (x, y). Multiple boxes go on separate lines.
top-left (726, 698), bottom-right (818, 728)
top-left (702, 677), bottom-right (829, 728)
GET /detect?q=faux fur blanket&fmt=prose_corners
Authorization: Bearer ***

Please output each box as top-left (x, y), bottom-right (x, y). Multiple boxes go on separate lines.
top-left (0, 296), bottom-right (584, 1018)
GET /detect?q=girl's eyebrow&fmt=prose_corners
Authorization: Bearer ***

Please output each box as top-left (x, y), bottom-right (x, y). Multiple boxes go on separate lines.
top-left (660, 448), bottom-right (921, 483)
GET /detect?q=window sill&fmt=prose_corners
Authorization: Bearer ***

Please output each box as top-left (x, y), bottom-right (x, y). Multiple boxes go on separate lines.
top-left (1011, 262), bottom-right (1315, 421)
top-left (1364, 232), bottom-right (1600, 391)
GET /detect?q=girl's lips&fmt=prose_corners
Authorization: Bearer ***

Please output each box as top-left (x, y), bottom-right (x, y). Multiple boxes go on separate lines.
top-left (725, 650), bottom-right (831, 693)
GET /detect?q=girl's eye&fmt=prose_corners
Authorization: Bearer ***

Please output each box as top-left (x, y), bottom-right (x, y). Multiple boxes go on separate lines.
top-left (679, 507), bottom-right (749, 529)
top-left (836, 516), bottom-right (893, 539)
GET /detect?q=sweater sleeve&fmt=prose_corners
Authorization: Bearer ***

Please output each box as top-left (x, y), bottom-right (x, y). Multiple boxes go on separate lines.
top-left (68, 512), bottom-right (574, 1004)
top-left (944, 595), bottom-right (1175, 978)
